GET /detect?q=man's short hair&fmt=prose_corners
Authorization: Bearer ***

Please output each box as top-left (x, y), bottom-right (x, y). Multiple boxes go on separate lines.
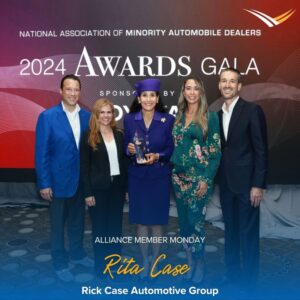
top-left (60, 74), bottom-right (81, 90)
top-left (220, 67), bottom-right (242, 83)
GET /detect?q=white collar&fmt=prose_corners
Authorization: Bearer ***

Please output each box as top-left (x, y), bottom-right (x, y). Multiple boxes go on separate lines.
top-left (222, 96), bottom-right (239, 114)
top-left (61, 101), bottom-right (81, 115)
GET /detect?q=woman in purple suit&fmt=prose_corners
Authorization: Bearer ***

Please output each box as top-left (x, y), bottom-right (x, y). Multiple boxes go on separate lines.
top-left (124, 79), bottom-right (174, 278)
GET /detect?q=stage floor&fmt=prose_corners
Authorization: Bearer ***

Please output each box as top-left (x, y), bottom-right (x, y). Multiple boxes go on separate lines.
top-left (0, 205), bottom-right (299, 300)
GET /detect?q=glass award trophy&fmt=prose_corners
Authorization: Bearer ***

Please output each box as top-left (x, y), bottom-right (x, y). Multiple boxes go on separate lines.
top-left (133, 131), bottom-right (147, 164)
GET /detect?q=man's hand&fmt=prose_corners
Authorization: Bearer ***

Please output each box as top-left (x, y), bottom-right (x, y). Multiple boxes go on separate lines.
top-left (40, 188), bottom-right (53, 201)
top-left (250, 187), bottom-right (264, 207)
top-left (85, 196), bottom-right (96, 207)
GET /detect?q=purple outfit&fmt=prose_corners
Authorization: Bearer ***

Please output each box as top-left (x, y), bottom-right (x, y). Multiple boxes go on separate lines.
top-left (124, 111), bottom-right (174, 225)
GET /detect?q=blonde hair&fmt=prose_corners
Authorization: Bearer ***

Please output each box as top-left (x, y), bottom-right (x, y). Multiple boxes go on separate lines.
top-left (88, 98), bottom-right (117, 151)
top-left (175, 76), bottom-right (209, 138)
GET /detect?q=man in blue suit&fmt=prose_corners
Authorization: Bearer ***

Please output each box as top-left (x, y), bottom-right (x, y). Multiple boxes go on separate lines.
top-left (35, 74), bottom-right (92, 282)
top-left (218, 68), bottom-right (268, 290)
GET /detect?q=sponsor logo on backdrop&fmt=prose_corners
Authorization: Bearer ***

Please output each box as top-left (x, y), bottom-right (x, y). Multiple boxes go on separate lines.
top-left (244, 8), bottom-right (296, 27)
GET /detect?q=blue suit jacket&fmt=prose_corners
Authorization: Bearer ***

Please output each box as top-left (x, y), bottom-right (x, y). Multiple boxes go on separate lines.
top-left (124, 111), bottom-right (174, 179)
top-left (35, 103), bottom-right (90, 198)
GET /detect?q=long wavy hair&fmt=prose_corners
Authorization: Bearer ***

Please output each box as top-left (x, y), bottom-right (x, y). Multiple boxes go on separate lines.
top-left (88, 98), bottom-right (117, 151)
top-left (175, 76), bottom-right (209, 138)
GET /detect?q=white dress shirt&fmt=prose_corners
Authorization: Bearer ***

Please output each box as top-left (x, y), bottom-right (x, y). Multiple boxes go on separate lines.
top-left (104, 138), bottom-right (120, 176)
top-left (221, 96), bottom-right (239, 141)
top-left (62, 101), bottom-right (81, 149)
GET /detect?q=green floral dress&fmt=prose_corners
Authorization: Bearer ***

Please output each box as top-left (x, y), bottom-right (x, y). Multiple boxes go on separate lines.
top-left (171, 111), bottom-right (221, 258)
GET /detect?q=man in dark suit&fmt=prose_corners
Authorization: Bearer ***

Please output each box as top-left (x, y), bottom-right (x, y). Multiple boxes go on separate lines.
top-left (35, 74), bottom-right (92, 282)
top-left (218, 68), bottom-right (268, 289)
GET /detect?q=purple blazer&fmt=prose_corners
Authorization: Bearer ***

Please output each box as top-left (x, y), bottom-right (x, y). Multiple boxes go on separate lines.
top-left (124, 111), bottom-right (174, 179)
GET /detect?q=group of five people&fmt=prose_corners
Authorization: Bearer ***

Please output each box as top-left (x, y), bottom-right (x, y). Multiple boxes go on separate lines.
top-left (35, 68), bottom-right (268, 291)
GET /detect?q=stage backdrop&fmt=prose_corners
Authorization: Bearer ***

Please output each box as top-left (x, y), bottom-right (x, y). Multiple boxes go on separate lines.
top-left (0, 0), bottom-right (299, 183)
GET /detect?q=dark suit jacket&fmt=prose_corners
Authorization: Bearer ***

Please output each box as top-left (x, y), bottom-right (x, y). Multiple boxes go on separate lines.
top-left (80, 129), bottom-right (128, 198)
top-left (218, 98), bottom-right (268, 193)
top-left (35, 103), bottom-right (90, 198)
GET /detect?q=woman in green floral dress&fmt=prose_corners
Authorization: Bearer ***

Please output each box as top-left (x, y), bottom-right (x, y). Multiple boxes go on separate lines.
top-left (171, 76), bottom-right (221, 283)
